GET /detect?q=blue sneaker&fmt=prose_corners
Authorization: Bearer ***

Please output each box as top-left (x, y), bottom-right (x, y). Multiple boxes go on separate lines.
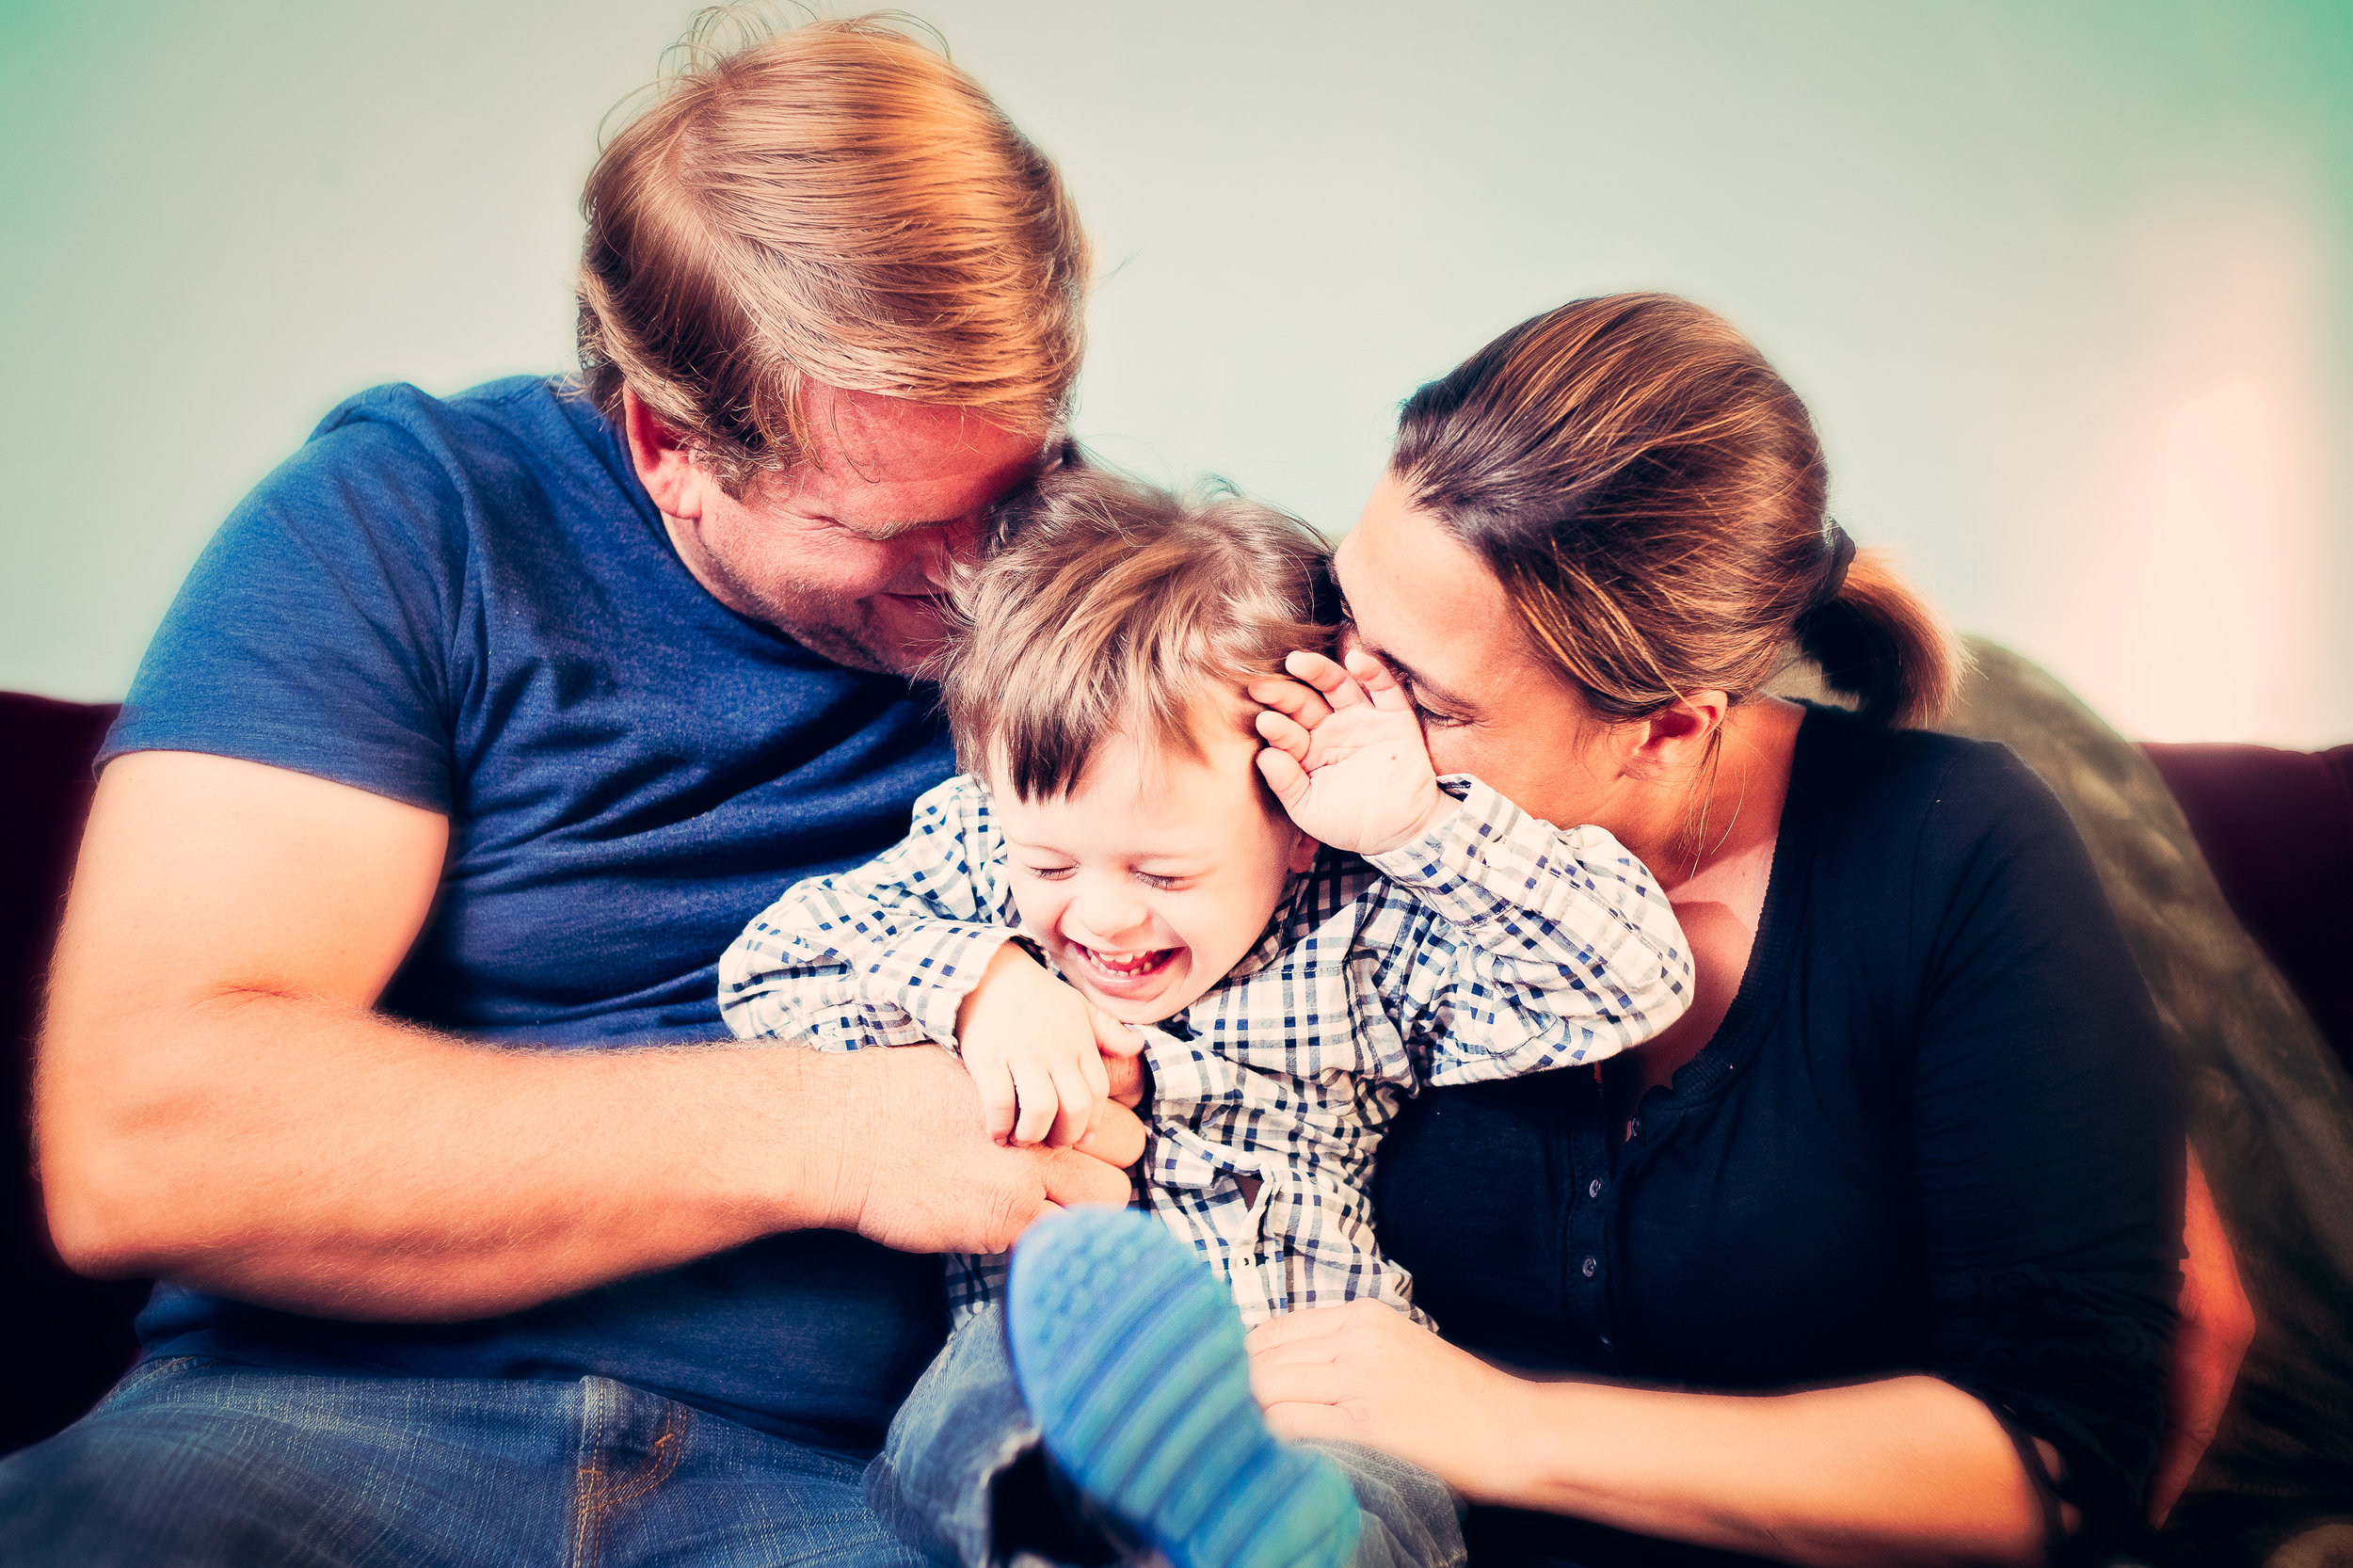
top-left (1006, 1208), bottom-right (1361, 1568)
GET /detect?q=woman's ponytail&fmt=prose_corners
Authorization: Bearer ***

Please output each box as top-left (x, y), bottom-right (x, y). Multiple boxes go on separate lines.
top-left (1794, 549), bottom-right (1967, 728)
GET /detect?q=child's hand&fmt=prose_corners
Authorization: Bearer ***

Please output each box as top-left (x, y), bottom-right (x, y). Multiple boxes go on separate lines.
top-left (955, 942), bottom-right (1147, 1146)
top-left (1249, 649), bottom-right (1448, 856)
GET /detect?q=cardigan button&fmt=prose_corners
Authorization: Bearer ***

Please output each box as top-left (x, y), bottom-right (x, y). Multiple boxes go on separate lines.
top-left (1588, 1178), bottom-right (1604, 1199)
top-left (1581, 1256), bottom-right (1598, 1278)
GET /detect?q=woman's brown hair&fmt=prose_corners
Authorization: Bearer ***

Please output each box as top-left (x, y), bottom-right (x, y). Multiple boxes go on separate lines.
top-left (1389, 293), bottom-right (1961, 728)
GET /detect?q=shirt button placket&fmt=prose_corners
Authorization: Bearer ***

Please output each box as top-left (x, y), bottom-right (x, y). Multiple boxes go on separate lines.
top-left (1562, 1070), bottom-right (1615, 1352)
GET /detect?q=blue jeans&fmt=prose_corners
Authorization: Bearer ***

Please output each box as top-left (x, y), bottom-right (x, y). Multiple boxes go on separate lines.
top-left (0, 1355), bottom-right (932, 1567)
top-left (866, 1306), bottom-right (1464, 1568)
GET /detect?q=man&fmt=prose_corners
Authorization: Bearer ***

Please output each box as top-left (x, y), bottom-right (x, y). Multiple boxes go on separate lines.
top-left (3, 17), bottom-right (1138, 1564)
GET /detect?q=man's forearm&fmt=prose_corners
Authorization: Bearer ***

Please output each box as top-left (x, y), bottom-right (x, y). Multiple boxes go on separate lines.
top-left (40, 988), bottom-right (852, 1320)
top-left (37, 752), bottom-right (1138, 1325)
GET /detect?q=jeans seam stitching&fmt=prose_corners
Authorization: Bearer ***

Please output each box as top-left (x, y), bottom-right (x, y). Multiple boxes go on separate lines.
top-left (569, 1379), bottom-right (608, 1568)
top-left (596, 1407), bottom-right (685, 1510)
top-left (104, 1354), bottom-right (216, 1402)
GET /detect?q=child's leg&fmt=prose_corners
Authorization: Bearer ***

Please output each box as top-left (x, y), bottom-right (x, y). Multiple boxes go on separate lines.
top-left (1301, 1441), bottom-right (1465, 1568)
top-left (865, 1306), bottom-right (1038, 1568)
top-left (1008, 1208), bottom-right (1462, 1568)
top-left (865, 1302), bottom-right (1140, 1568)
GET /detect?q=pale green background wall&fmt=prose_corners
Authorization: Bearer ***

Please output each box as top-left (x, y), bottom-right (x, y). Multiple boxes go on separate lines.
top-left (4, 1), bottom-right (2347, 744)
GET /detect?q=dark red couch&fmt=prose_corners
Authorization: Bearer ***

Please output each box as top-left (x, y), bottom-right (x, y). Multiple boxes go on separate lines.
top-left (4, 696), bottom-right (151, 1454)
top-left (7, 692), bottom-right (2351, 1459)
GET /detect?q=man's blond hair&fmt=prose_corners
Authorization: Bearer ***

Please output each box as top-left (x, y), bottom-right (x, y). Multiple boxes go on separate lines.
top-left (576, 10), bottom-right (1090, 492)
top-left (941, 468), bottom-right (1338, 802)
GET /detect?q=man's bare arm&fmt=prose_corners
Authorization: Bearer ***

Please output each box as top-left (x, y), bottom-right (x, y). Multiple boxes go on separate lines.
top-left (36, 751), bottom-right (1139, 1322)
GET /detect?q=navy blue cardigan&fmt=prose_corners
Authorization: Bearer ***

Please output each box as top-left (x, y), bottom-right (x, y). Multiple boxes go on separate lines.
top-left (1377, 704), bottom-right (2183, 1566)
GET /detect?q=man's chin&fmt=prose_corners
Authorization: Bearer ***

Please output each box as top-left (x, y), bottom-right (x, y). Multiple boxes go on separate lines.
top-left (865, 598), bottom-right (957, 678)
top-left (746, 600), bottom-right (944, 679)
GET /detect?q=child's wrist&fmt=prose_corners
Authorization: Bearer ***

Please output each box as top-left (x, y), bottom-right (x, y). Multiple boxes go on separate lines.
top-left (1359, 783), bottom-right (1453, 857)
top-left (953, 937), bottom-right (1043, 1042)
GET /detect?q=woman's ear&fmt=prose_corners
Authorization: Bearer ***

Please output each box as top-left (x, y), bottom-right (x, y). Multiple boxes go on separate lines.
top-left (1284, 820), bottom-right (1321, 873)
top-left (1626, 691), bottom-right (1731, 780)
top-left (621, 386), bottom-right (708, 521)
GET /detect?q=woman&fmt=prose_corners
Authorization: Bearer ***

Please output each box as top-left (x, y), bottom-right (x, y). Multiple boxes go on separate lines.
top-left (1244, 294), bottom-right (2192, 1567)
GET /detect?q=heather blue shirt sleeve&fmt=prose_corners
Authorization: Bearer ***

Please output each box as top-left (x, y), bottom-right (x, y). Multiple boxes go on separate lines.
top-left (104, 399), bottom-right (469, 812)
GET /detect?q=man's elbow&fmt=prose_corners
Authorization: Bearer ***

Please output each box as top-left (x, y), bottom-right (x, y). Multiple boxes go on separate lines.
top-left (33, 1019), bottom-right (191, 1279)
top-left (37, 1129), bottom-right (165, 1279)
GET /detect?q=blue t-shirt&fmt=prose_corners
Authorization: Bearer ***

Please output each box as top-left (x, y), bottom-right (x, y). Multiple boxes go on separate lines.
top-left (103, 376), bottom-right (958, 1451)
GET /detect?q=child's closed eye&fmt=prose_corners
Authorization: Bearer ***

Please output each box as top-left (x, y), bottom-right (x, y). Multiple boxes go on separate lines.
top-left (1023, 863), bottom-right (1077, 881)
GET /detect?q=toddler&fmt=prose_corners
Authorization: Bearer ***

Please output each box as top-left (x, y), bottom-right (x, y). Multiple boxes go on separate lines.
top-left (720, 468), bottom-right (1691, 1568)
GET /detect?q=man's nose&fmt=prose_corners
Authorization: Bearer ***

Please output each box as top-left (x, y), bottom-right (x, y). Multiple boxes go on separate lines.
top-left (918, 514), bottom-right (986, 589)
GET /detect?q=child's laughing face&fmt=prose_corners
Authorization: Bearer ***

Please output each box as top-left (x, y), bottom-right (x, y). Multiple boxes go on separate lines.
top-left (988, 710), bottom-right (1319, 1025)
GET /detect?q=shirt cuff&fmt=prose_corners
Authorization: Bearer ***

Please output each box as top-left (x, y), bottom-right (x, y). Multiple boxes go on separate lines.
top-left (1365, 775), bottom-right (1613, 931)
top-left (851, 923), bottom-right (1027, 1047)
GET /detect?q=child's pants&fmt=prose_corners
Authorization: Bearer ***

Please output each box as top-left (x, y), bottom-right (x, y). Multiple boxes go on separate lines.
top-left (862, 1304), bottom-right (1465, 1568)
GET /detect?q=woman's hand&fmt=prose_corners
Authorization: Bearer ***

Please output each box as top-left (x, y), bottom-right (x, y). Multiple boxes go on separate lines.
top-left (955, 942), bottom-right (1146, 1145)
top-left (1249, 649), bottom-right (1447, 856)
top-left (2149, 1150), bottom-right (2254, 1524)
top-left (1246, 1299), bottom-right (1534, 1503)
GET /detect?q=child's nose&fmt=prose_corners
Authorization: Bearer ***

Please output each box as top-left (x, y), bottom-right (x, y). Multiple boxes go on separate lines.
top-left (1071, 885), bottom-right (1152, 944)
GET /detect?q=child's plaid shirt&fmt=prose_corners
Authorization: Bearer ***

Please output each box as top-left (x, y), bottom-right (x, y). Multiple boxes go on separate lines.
top-left (719, 773), bottom-right (1690, 1329)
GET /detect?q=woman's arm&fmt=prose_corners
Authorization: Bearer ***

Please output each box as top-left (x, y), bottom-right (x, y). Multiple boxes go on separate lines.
top-left (1250, 1302), bottom-right (2053, 1568)
top-left (2150, 1152), bottom-right (2254, 1524)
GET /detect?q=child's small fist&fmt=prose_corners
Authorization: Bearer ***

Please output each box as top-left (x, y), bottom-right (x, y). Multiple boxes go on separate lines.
top-left (955, 943), bottom-right (1130, 1146)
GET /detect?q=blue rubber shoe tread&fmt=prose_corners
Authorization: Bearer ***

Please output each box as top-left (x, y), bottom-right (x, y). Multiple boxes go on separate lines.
top-left (1007, 1208), bottom-right (1360, 1568)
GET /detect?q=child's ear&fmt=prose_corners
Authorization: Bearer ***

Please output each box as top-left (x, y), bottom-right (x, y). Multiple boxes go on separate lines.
top-left (1284, 823), bottom-right (1321, 873)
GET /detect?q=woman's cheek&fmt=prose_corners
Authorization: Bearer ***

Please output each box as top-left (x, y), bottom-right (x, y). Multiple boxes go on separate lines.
top-left (1423, 726), bottom-right (1480, 780)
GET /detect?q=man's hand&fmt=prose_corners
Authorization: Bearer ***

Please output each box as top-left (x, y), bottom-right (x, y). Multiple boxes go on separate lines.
top-left (1250, 649), bottom-right (1448, 856)
top-left (955, 942), bottom-right (1146, 1146)
top-left (816, 1044), bottom-right (1144, 1256)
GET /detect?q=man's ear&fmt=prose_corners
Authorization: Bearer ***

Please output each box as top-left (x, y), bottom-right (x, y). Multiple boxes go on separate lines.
top-left (1627, 690), bottom-right (1731, 780)
top-left (621, 386), bottom-right (706, 520)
